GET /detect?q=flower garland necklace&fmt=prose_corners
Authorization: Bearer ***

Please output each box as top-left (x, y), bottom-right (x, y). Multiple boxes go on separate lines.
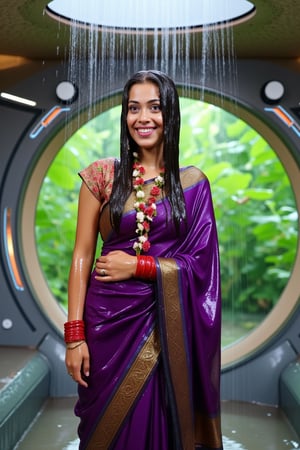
top-left (132, 152), bottom-right (164, 255)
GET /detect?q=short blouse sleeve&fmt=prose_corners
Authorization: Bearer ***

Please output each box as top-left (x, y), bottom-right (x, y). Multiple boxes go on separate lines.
top-left (79, 157), bottom-right (115, 208)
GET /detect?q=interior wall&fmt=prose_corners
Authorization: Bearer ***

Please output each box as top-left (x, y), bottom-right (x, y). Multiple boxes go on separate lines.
top-left (0, 59), bottom-right (299, 400)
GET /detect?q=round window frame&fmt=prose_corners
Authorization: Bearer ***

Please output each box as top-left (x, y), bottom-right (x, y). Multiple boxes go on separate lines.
top-left (20, 92), bottom-right (300, 369)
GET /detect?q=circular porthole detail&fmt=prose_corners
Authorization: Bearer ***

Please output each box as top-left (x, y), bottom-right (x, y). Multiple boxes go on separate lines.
top-left (262, 80), bottom-right (285, 104)
top-left (56, 81), bottom-right (78, 104)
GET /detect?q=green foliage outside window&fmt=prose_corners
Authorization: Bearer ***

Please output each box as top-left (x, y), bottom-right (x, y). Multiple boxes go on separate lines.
top-left (35, 99), bottom-right (298, 346)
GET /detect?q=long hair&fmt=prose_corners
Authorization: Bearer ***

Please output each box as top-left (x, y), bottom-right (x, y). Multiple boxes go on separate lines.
top-left (110, 70), bottom-right (186, 232)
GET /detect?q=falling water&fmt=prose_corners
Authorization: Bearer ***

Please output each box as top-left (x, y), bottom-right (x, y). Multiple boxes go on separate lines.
top-left (61, 0), bottom-right (241, 119)
top-left (46, 0), bottom-right (250, 344)
top-left (42, 0), bottom-right (267, 343)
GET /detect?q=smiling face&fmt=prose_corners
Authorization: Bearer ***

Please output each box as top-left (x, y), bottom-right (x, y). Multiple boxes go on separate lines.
top-left (127, 81), bottom-right (164, 154)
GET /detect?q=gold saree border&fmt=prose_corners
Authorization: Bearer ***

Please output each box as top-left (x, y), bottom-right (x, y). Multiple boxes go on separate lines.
top-left (158, 258), bottom-right (223, 450)
top-left (158, 258), bottom-right (195, 450)
top-left (86, 328), bottom-right (160, 450)
top-left (195, 412), bottom-right (223, 449)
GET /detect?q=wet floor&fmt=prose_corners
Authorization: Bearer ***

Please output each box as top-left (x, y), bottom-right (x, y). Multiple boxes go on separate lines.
top-left (221, 401), bottom-right (299, 450)
top-left (14, 397), bottom-right (299, 450)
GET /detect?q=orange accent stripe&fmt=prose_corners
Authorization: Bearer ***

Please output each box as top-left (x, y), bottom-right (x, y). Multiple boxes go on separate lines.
top-left (41, 106), bottom-right (61, 126)
top-left (274, 107), bottom-right (293, 126)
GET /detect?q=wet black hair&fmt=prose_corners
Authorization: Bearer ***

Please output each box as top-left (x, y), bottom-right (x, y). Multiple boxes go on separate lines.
top-left (110, 69), bottom-right (186, 232)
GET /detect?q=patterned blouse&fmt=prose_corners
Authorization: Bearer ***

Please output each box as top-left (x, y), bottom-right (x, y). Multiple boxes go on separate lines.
top-left (79, 157), bottom-right (116, 211)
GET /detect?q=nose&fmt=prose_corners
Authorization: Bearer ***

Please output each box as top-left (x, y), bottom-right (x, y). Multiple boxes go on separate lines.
top-left (138, 107), bottom-right (150, 122)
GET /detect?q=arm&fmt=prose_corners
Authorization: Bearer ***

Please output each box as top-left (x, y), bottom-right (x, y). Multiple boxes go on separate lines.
top-left (65, 182), bottom-right (100, 387)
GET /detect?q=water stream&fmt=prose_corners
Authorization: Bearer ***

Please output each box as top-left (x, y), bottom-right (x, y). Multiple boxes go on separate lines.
top-left (62, 0), bottom-right (240, 117)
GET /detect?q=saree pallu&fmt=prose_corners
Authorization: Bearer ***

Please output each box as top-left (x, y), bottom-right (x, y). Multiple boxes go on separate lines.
top-left (75, 166), bottom-right (223, 450)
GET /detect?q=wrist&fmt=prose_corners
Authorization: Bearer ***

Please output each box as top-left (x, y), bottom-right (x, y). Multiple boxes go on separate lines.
top-left (66, 340), bottom-right (85, 350)
top-left (64, 319), bottom-right (86, 343)
top-left (134, 255), bottom-right (157, 281)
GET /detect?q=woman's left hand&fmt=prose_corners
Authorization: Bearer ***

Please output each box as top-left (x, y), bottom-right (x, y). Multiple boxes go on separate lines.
top-left (94, 250), bottom-right (137, 282)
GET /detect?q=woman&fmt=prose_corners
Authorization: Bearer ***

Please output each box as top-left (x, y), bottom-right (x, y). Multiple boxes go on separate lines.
top-left (65, 70), bottom-right (223, 450)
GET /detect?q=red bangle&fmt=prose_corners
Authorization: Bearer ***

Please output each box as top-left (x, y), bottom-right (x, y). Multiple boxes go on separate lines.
top-left (135, 256), bottom-right (157, 281)
top-left (64, 320), bottom-right (85, 343)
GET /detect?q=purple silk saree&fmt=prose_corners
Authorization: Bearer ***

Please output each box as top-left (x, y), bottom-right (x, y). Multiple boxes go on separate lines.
top-left (76, 159), bottom-right (223, 450)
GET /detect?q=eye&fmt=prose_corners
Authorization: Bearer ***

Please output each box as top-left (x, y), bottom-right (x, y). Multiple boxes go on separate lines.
top-left (128, 105), bottom-right (139, 113)
top-left (151, 104), bottom-right (161, 112)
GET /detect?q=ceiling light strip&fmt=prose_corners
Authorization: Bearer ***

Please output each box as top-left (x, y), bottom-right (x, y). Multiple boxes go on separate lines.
top-left (0, 92), bottom-right (37, 107)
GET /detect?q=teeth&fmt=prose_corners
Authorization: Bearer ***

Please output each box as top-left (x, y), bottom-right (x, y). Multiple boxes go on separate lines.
top-left (139, 128), bottom-right (152, 133)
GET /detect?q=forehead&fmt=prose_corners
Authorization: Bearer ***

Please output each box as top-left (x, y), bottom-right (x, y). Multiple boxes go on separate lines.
top-left (128, 81), bottom-right (160, 101)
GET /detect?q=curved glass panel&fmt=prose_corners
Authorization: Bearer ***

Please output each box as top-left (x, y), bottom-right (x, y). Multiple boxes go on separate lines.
top-left (35, 98), bottom-right (298, 349)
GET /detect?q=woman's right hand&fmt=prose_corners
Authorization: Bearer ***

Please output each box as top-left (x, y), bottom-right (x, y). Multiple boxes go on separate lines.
top-left (65, 341), bottom-right (90, 388)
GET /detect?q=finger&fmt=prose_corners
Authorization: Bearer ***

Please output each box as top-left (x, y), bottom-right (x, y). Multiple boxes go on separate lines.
top-left (69, 364), bottom-right (87, 385)
top-left (82, 355), bottom-right (90, 378)
top-left (95, 260), bottom-right (102, 269)
top-left (73, 373), bottom-right (88, 388)
top-left (95, 270), bottom-right (107, 277)
top-left (109, 250), bottom-right (124, 256)
top-left (95, 273), bottom-right (111, 282)
top-left (96, 255), bottom-right (107, 264)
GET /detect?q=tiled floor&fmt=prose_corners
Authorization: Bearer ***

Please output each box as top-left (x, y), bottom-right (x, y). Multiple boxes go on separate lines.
top-left (14, 397), bottom-right (299, 450)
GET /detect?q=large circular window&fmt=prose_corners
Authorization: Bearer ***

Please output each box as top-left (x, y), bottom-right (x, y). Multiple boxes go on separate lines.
top-left (34, 97), bottom-right (298, 355)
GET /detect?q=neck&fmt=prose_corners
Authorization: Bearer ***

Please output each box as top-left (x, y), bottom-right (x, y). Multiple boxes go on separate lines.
top-left (135, 151), bottom-right (164, 178)
top-left (137, 148), bottom-right (164, 171)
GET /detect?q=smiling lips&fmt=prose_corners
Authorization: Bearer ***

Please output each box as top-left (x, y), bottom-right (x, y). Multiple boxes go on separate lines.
top-left (136, 127), bottom-right (155, 137)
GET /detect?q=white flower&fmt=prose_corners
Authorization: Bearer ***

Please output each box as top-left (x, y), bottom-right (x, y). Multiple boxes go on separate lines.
top-left (133, 241), bottom-right (142, 250)
top-left (132, 158), bottom-right (164, 255)
top-left (139, 235), bottom-right (148, 243)
top-left (136, 211), bottom-right (145, 222)
top-left (136, 190), bottom-right (145, 199)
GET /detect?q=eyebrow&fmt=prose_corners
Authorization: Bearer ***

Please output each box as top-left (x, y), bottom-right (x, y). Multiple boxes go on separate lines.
top-left (128, 98), bottom-right (160, 104)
